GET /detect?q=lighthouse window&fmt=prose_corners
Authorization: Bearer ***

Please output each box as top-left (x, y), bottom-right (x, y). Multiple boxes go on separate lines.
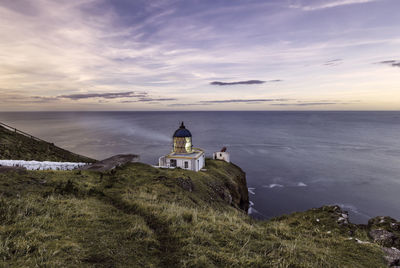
top-left (184, 161), bottom-right (188, 168)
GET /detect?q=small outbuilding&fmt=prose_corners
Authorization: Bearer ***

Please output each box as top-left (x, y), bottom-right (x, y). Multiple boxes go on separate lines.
top-left (213, 147), bottom-right (230, 163)
top-left (158, 122), bottom-right (205, 172)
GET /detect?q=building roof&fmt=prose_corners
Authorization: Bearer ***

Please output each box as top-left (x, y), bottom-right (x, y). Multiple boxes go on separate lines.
top-left (173, 122), bottom-right (192, 137)
top-left (166, 148), bottom-right (204, 159)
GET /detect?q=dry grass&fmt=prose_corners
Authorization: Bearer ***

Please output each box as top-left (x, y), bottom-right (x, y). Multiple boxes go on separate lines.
top-left (0, 160), bottom-right (387, 267)
top-left (0, 125), bottom-right (94, 162)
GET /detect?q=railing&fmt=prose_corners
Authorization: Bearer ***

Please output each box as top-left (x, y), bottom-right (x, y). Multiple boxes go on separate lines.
top-left (0, 122), bottom-right (50, 143)
top-left (0, 121), bottom-right (91, 160)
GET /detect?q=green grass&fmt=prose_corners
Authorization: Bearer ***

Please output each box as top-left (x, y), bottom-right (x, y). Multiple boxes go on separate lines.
top-left (0, 160), bottom-right (387, 267)
top-left (0, 125), bottom-right (95, 162)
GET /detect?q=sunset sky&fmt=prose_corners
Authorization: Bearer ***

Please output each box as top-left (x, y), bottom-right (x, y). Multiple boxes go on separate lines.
top-left (0, 0), bottom-right (399, 111)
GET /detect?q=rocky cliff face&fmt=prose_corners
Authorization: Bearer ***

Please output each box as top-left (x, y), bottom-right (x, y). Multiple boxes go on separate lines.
top-left (306, 206), bottom-right (400, 267)
top-left (203, 160), bottom-right (249, 212)
top-left (368, 216), bottom-right (400, 266)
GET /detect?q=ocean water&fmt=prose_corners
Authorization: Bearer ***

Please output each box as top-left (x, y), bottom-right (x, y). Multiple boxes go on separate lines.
top-left (1, 111), bottom-right (399, 223)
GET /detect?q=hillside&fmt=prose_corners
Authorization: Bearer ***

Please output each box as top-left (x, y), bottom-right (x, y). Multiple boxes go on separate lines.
top-left (0, 158), bottom-right (396, 267)
top-left (0, 123), bottom-right (398, 267)
top-left (0, 124), bottom-right (95, 162)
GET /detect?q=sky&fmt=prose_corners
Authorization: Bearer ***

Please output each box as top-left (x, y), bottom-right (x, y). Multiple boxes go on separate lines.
top-left (0, 0), bottom-right (399, 111)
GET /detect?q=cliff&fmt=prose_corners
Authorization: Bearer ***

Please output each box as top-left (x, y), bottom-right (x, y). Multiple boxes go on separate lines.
top-left (1, 159), bottom-right (398, 267)
top-left (0, 126), bottom-right (398, 267)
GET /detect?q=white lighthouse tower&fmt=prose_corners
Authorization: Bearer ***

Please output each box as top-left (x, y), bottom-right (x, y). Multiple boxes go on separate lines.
top-left (158, 122), bottom-right (205, 172)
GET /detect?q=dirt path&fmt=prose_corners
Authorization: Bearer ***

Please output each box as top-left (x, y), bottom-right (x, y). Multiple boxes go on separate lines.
top-left (93, 192), bottom-right (181, 267)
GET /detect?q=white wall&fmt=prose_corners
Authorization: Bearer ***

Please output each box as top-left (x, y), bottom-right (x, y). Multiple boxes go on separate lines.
top-left (213, 152), bottom-right (230, 162)
top-left (0, 160), bottom-right (87, 170)
top-left (163, 152), bottom-right (205, 171)
top-left (197, 153), bottom-right (205, 171)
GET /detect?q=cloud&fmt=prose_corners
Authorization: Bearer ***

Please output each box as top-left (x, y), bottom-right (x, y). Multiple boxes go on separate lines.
top-left (271, 101), bottom-right (356, 106)
top-left (167, 103), bottom-right (211, 107)
top-left (30, 96), bottom-right (60, 103)
top-left (324, 59), bottom-right (342, 66)
top-left (289, 0), bottom-right (379, 11)
top-left (271, 102), bottom-right (338, 106)
top-left (210, 80), bottom-right (267, 86)
top-left (139, 98), bottom-right (177, 102)
top-left (59, 91), bottom-right (148, 100)
top-left (0, 0), bottom-right (398, 111)
top-left (378, 60), bottom-right (400, 68)
top-left (199, 98), bottom-right (290, 104)
top-left (121, 97), bottom-right (177, 103)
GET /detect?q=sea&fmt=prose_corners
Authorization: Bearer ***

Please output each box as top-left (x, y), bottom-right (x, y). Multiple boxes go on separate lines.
top-left (1, 111), bottom-right (399, 223)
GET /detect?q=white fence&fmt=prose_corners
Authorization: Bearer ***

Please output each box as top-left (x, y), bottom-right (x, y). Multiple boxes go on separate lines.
top-left (0, 160), bottom-right (87, 171)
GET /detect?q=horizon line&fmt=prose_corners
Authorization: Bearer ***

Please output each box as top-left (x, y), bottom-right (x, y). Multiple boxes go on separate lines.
top-left (1, 110), bottom-right (400, 113)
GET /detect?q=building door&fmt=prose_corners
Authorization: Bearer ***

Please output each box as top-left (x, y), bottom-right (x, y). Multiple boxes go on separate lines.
top-left (184, 161), bottom-right (188, 169)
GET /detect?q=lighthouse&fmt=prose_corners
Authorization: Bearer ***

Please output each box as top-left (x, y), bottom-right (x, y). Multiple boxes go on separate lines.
top-left (158, 122), bottom-right (205, 171)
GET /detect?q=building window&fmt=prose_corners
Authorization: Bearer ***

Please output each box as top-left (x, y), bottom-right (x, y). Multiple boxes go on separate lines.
top-left (170, 159), bottom-right (177, 167)
top-left (184, 161), bottom-right (188, 168)
top-left (220, 153), bottom-right (222, 157)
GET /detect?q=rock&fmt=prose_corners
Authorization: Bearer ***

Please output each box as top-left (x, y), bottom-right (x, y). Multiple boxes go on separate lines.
top-left (355, 238), bottom-right (370, 244)
top-left (337, 216), bottom-right (349, 225)
top-left (368, 216), bottom-right (400, 249)
top-left (208, 182), bottom-right (233, 206)
top-left (382, 247), bottom-right (400, 267)
top-left (369, 216), bottom-right (398, 230)
top-left (369, 229), bottom-right (397, 247)
top-left (81, 154), bottom-right (139, 171)
top-left (155, 175), bottom-right (168, 181)
top-left (222, 191), bottom-right (233, 205)
top-left (392, 223), bottom-right (400, 231)
top-left (176, 177), bottom-right (194, 192)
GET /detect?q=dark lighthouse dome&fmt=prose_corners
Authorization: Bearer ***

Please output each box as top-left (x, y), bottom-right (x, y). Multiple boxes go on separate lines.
top-left (173, 122), bottom-right (192, 138)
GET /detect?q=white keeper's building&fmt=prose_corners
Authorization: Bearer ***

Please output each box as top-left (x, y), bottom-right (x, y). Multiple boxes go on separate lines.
top-left (158, 122), bottom-right (205, 172)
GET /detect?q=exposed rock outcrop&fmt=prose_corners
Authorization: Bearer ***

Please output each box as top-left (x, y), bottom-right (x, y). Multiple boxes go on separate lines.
top-left (368, 216), bottom-right (400, 249)
top-left (369, 229), bottom-right (397, 248)
top-left (81, 154), bottom-right (139, 171)
top-left (176, 177), bottom-right (194, 192)
top-left (382, 247), bottom-right (400, 267)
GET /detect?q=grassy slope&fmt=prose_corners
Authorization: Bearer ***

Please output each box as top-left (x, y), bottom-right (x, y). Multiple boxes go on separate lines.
top-left (0, 160), bottom-right (386, 267)
top-left (0, 125), bottom-right (95, 162)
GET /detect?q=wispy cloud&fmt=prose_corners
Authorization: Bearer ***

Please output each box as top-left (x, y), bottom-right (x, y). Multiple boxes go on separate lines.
top-left (167, 103), bottom-right (211, 107)
top-left (59, 91), bottom-right (148, 100)
top-left (271, 101), bottom-right (357, 106)
top-left (324, 59), bottom-right (342, 66)
top-left (271, 102), bottom-right (338, 106)
top-left (200, 98), bottom-right (290, 104)
top-left (121, 98), bottom-right (177, 103)
top-left (378, 60), bottom-right (400, 68)
top-left (0, 0), bottom-right (398, 111)
top-left (210, 80), bottom-right (282, 86)
top-left (289, 0), bottom-right (379, 11)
